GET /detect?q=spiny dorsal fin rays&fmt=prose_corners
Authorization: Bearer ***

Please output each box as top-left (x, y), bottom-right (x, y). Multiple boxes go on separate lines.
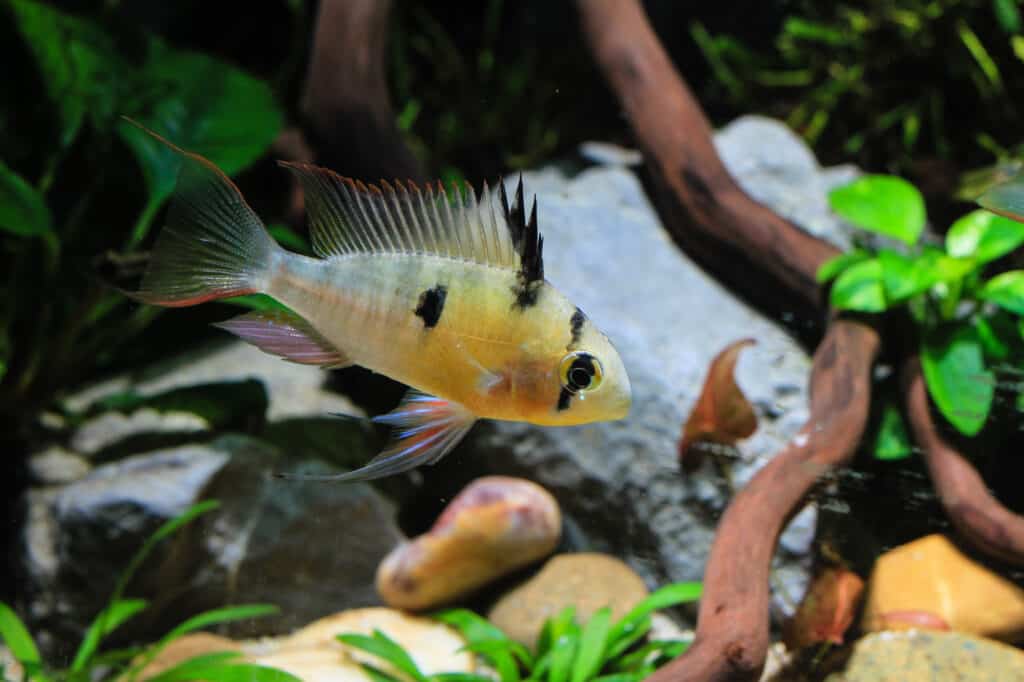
top-left (279, 161), bottom-right (544, 281)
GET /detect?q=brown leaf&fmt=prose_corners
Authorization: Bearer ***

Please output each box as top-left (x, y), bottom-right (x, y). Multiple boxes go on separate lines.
top-left (678, 338), bottom-right (758, 470)
top-left (784, 567), bottom-right (865, 650)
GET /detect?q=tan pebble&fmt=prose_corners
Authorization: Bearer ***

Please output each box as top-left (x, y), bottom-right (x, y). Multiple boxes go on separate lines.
top-left (487, 552), bottom-right (649, 647)
top-left (377, 476), bottom-right (561, 610)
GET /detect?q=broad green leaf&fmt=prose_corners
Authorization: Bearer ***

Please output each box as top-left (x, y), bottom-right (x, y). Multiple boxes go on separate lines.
top-left (337, 631), bottom-right (425, 682)
top-left (974, 315), bottom-right (1014, 360)
top-left (572, 608), bottom-right (611, 682)
top-left (877, 248), bottom-right (974, 304)
top-left (981, 271), bottom-right (1024, 315)
top-left (921, 325), bottom-right (995, 436)
top-left (71, 598), bottom-right (148, 672)
top-left (828, 175), bottom-right (926, 245)
top-left (0, 603), bottom-right (42, 673)
top-left (830, 258), bottom-right (886, 312)
top-left (9, 0), bottom-right (120, 148)
top-left (119, 38), bottom-right (282, 243)
top-left (873, 404), bottom-right (912, 461)
top-left (0, 159), bottom-right (52, 237)
top-left (979, 173), bottom-right (1024, 224)
top-left (947, 210), bottom-right (1024, 263)
top-left (816, 249), bottom-right (870, 283)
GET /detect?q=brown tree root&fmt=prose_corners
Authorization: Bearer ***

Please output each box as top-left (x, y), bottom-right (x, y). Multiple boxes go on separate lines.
top-left (903, 358), bottom-right (1024, 566)
top-left (647, 320), bottom-right (879, 682)
top-left (576, 0), bottom-right (838, 338)
top-left (300, 0), bottom-right (423, 183)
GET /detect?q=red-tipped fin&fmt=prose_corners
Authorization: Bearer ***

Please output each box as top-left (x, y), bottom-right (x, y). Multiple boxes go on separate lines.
top-left (213, 310), bottom-right (349, 368)
top-left (275, 390), bottom-right (476, 482)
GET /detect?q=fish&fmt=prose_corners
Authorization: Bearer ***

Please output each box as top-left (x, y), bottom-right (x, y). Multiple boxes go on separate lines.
top-left (125, 126), bottom-right (632, 482)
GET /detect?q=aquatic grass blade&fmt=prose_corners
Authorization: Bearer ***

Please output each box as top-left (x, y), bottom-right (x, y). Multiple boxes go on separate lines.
top-left (571, 607), bottom-right (612, 682)
top-left (536, 606), bottom-right (576, 658)
top-left (430, 674), bottom-right (496, 682)
top-left (71, 598), bottom-right (148, 672)
top-left (545, 632), bottom-right (577, 682)
top-left (126, 604), bottom-right (278, 681)
top-left (150, 662), bottom-right (301, 682)
top-left (141, 652), bottom-right (245, 682)
top-left (434, 608), bottom-right (525, 680)
top-left (606, 582), bottom-right (702, 651)
top-left (602, 615), bottom-right (651, 663)
top-left (337, 631), bottom-right (426, 682)
top-left (0, 160), bottom-right (54, 238)
top-left (0, 603), bottom-right (45, 680)
top-left (611, 640), bottom-right (690, 672)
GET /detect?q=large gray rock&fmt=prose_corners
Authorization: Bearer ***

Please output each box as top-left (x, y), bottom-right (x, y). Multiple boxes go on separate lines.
top-left (435, 115), bottom-right (857, 619)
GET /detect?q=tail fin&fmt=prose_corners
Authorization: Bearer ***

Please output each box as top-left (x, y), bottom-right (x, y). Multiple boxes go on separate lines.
top-left (128, 123), bottom-right (280, 307)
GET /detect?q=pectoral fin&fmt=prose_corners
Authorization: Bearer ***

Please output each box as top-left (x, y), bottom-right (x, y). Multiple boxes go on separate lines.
top-left (275, 390), bottom-right (476, 483)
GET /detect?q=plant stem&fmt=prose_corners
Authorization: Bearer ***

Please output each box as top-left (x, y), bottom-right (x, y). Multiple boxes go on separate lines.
top-left (126, 197), bottom-right (163, 251)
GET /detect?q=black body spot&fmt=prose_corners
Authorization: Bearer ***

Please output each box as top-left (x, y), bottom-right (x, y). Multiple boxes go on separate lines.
top-left (414, 284), bottom-right (448, 328)
top-left (557, 387), bottom-right (573, 411)
top-left (569, 307), bottom-right (586, 347)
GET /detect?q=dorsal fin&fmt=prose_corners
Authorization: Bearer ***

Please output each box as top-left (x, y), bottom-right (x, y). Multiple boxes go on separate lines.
top-left (280, 163), bottom-right (544, 284)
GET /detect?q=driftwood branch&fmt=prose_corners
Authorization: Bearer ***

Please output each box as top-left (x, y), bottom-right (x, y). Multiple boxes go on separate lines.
top-left (576, 0), bottom-right (837, 342)
top-left (903, 358), bottom-right (1024, 565)
top-left (300, 0), bottom-right (423, 182)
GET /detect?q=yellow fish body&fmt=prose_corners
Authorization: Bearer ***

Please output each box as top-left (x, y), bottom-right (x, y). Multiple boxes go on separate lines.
top-left (132, 132), bottom-right (631, 481)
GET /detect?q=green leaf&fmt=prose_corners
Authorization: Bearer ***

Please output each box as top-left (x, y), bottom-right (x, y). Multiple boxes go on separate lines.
top-left (830, 258), bottom-right (887, 312)
top-left (981, 271), bottom-right (1024, 315)
top-left (118, 38), bottom-right (282, 244)
top-left (873, 404), bottom-right (913, 461)
top-left (436, 609), bottom-right (523, 681)
top-left (995, 0), bottom-right (1022, 33)
top-left (877, 248), bottom-right (974, 305)
top-left (0, 603), bottom-right (42, 675)
top-left (816, 249), bottom-right (870, 283)
top-left (611, 640), bottom-right (690, 672)
top-left (607, 583), bottom-right (701, 656)
top-left (126, 604), bottom-right (278, 681)
top-left (828, 175), bottom-right (926, 245)
top-left (0, 159), bottom-right (53, 237)
top-left (9, 0), bottom-right (119, 148)
top-left (267, 224), bottom-right (311, 255)
top-left (141, 652), bottom-right (245, 682)
top-left (546, 633), bottom-right (577, 682)
top-left (572, 608), bottom-right (612, 682)
top-left (537, 607), bottom-right (577, 658)
top-left (921, 325), bottom-right (995, 436)
top-left (150, 662), bottom-right (301, 682)
top-left (430, 675), bottom-right (496, 682)
top-left (947, 210), bottom-right (1024, 263)
top-left (973, 314), bottom-right (1014, 360)
top-left (979, 173), bottom-right (1024, 225)
top-left (602, 616), bottom-right (651, 664)
top-left (338, 631), bottom-right (426, 682)
top-left (71, 598), bottom-right (148, 672)
top-left (221, 294), bottom-right (292, 313)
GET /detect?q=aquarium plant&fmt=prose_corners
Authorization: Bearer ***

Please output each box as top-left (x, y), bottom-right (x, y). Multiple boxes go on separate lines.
top-left (819, 174), bottom-right (1024, 450)
top-left (0, 501), bottom-right (296, 682)
top-left (337, 582), bottom-right (702, 682)
top-left (0, 0), bottom-right (285, 421)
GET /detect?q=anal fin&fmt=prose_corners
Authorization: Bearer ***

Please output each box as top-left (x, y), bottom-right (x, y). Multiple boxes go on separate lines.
top-left (274, 390), bottom-right (476, 483)
top-left (214, 310), bottom-right (350, 368)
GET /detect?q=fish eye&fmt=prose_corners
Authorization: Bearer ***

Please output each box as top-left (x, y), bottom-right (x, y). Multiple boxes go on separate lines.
top-left (559, 351), bottom-right (603, 393)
